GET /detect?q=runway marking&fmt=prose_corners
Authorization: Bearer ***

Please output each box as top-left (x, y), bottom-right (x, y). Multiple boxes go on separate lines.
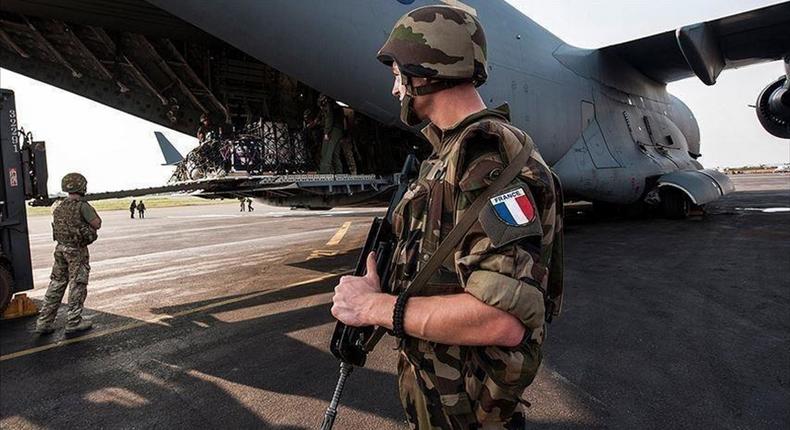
top-left (0, 271), bottom-right (350, 362)
top-left (326, 222), bottom-right (352, 246)
top-left (307, 250), bottom-right (340, 260)
top-left (736, 207), bottom-right (790, 213)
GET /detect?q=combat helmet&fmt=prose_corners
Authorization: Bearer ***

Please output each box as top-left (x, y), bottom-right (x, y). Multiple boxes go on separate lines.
top-left (377, 5), bottom-right (487, 126)
top-left (61, 172), bottom-right (87, 195)
top-left (377, 5), bottom-right (487, 85)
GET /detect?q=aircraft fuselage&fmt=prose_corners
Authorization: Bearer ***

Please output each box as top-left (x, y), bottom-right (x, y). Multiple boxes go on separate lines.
top-left (148, 0), bottom-right (706, 204)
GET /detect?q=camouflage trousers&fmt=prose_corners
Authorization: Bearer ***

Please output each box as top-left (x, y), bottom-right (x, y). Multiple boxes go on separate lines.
top-left (337, 137), bottom-right (357, 175)
top-left (36, 244), bottom-right (90, 328)
top-left (397, 340), bottom-right (542, 430)
top-left (319, 129), bottom-right (343, 173)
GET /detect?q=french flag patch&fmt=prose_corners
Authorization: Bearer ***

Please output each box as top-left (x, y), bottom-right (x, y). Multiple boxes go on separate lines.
top-left (490, 188), bottom-right (535, 226)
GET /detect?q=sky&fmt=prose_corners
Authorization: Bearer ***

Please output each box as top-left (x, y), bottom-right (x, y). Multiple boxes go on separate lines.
top-left (1, 0), bottom-right (788, 193)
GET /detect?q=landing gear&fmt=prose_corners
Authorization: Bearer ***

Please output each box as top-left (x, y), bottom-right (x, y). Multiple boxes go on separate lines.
top-left (659, 187), bottom-right (692, 219)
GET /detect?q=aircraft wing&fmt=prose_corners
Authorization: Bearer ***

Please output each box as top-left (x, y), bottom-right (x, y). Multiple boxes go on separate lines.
top-left (600, 1), bottom-right (790, 85)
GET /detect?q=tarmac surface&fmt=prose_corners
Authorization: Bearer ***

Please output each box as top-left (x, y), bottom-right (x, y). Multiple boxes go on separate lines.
top-left (1, 173), bottom-right (788, 429)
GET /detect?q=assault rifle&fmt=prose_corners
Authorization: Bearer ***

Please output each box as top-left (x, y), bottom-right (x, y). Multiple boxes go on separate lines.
top-left (320, 153), bottom-right (418, 430)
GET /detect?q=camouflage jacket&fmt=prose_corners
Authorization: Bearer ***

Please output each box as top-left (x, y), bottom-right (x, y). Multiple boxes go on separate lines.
top-left (52, 198), bottom-right (98, 248)
top-left (388, 108), bottom-right (561, 428)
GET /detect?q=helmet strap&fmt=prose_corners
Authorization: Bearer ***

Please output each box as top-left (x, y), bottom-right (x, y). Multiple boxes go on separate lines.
top-left (400, 76), bottom-right (423, 127)
top-left (399, 76), bottom-right (465, 127)
top-left (411, 80), bottom-right (463, 96)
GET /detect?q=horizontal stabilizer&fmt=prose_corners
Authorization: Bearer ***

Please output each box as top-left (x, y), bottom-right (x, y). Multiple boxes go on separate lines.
top-left (600, 2), bottom-right (790, 85)
top-left (155, 131), bottom-right (184, 166)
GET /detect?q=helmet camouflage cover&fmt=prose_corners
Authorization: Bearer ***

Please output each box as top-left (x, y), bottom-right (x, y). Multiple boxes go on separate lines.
top-left (61, 172), bottom-right (87, 194)
top-left (377, 5), bottom-right (488, 86)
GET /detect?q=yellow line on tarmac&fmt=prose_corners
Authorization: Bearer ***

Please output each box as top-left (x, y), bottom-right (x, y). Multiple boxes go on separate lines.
top-left (0, 271), bottom-right (349, 362)
top-left (325, 222), bottom-right (352, 246)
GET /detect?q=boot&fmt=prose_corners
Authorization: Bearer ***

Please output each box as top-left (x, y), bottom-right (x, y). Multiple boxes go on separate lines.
top-left (65, 319), bottom-right (93, 334)
top-left (34, 324), bottom-right (55, 335)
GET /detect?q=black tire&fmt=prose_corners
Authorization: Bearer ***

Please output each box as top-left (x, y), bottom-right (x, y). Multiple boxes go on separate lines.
top-left (660, 188), bottom-right (691, 219)
top-left (0, 265), bottom-right (13, 315)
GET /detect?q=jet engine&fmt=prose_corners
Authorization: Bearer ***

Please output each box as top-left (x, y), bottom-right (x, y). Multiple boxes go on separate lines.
top-left (755, 56), bottom-right (790, 139)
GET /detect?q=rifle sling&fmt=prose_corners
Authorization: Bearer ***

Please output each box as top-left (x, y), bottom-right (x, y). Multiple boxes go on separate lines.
top-left (365, 131), bottom-right (534, 351)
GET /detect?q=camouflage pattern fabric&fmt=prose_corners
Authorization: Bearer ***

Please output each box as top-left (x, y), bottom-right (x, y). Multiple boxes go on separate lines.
top-left (61, 172), bottom-right (87, 194)
top-left (377, 5), bottom-right (488, 85)
top-left (52, 199), bottom-right (98, 247)
top-left (339, 137), bottom-right (358, 175)
top-left (319, 129), bottom-right (343, 174)
top-left (387, 108), bottom-right (562, 429)
top-left (319, 101), bottom-right (345, 174)
top-left (36, 244), bottom-right (90, 328)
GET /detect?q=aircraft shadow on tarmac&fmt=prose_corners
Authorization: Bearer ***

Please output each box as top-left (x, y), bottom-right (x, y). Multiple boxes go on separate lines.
top-left (0, 275), bottom-right (406, 429)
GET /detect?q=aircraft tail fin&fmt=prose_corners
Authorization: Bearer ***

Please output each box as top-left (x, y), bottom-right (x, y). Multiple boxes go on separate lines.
top-left (155, 132), bottom-right (184, 166)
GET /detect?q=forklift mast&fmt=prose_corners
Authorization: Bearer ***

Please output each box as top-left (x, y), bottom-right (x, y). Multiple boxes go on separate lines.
top-left (0, 89), bottom-right (49, 312)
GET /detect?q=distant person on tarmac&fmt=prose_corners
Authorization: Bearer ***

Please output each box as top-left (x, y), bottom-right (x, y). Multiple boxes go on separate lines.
top-left (239, 197), bottom-right (246, 212)
top-left (247, 198), bottom-right (254, 212)
top-left (137, 200), bottom-right (146, 219)
top-left (36, 173), bottom-right (101, 335)
top-left (129, 200), bottom-right (137, 219)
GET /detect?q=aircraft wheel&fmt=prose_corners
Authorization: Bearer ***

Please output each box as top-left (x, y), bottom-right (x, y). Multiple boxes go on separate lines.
top-left (660, 188), bottom-right (691, 219)
top-left (0, 265), bottom-right (13, 314)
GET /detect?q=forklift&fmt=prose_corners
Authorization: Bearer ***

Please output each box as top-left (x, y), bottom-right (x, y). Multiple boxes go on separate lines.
top-left (0, 89), bottom-right (49, 316)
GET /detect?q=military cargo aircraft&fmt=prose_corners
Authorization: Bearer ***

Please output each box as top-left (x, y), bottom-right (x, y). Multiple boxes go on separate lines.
top-left (1, 0), bottom-right (788, 217)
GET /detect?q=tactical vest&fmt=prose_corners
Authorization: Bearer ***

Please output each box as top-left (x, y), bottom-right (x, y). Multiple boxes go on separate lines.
top-left (52, 199), bottom-right (97, 247)
top-left (389, 110), bottom-right (564, 312)
top-left (388, 109), bottom-right (564, 425)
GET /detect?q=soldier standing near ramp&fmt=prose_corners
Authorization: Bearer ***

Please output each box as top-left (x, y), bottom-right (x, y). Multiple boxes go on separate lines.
top-left (129, 199), bottom-right (136, 219)
top-left (318, 94), bottom-right (344, 174)
top-left (331, 5), bottom-right (563, 428)
top-left (339, 108), bottom-right (358, 175)
top-left (35, 173), bottom-right (102, 335)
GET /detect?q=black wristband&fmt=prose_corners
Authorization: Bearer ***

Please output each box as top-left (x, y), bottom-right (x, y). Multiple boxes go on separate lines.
top-left (392, 292), bottom-right (409, 339)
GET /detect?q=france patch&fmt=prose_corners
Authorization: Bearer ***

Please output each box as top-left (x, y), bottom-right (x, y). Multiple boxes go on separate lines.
top-left (490, 188), bottom-right (535, 226)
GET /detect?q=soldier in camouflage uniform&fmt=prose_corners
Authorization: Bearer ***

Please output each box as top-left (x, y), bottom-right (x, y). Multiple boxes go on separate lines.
top-left (331, 5), bottom-right (563, 429)
top-left (35, 173), bottom-right (102, 335)
top-left (318, 94), bottom-right (345, 174)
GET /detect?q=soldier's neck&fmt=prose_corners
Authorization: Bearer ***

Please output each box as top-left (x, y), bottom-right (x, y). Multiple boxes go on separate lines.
top-left (425, 85), bottom-right (486, 131)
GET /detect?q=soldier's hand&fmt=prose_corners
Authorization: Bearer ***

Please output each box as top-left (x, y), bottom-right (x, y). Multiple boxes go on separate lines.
top-left (331, 252), bottom-right (382, 327)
